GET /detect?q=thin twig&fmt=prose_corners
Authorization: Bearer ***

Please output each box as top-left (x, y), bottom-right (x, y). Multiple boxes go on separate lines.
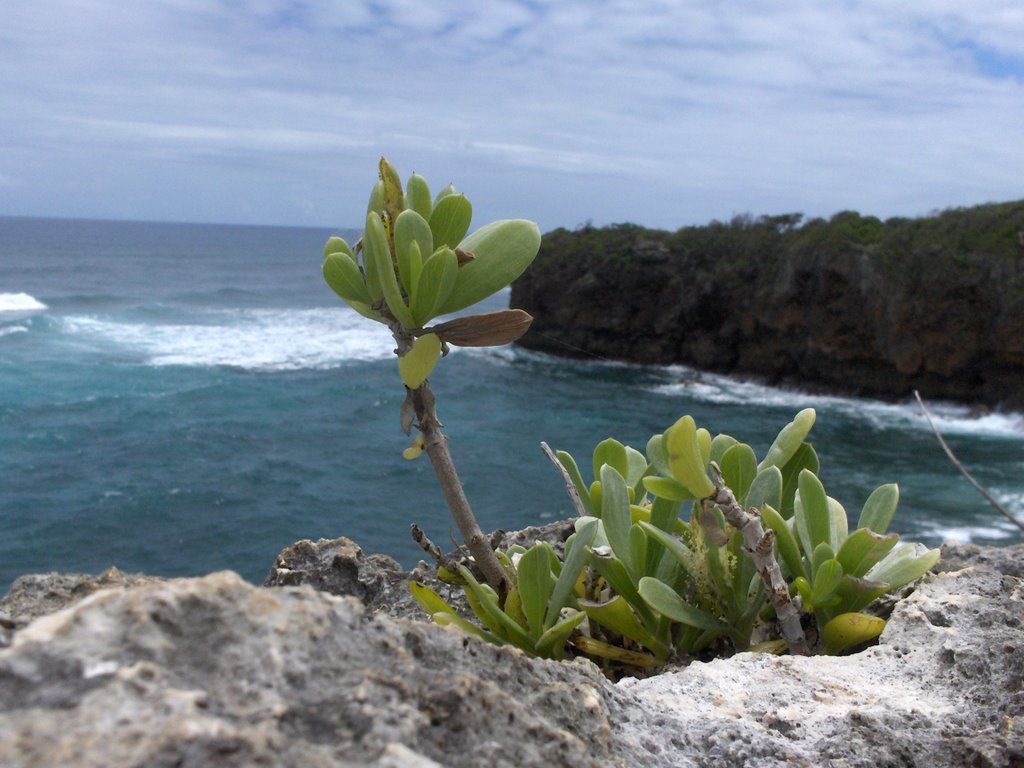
top-left (913, 390), bottom-right (1024, 533)
top-left (540, 441), bottom-right (589, 518)
top-left (410, 524), bottom-right (461, 573)
top-left (708, 463), bottom-right (810, 655)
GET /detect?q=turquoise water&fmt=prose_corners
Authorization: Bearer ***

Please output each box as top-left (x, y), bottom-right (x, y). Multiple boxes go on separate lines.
top-left (1, 216), bottom-right (1021, 592)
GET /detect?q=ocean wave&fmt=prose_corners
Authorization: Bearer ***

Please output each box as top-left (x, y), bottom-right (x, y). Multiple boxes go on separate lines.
top-left (58, 307), bottom-right (396, 371)
top-left (0, 325), bottom-right (28, 337)
top-left (650, 368), bottom-right (1024, 437)
top-left (0, 292), bottom-right (48, 313)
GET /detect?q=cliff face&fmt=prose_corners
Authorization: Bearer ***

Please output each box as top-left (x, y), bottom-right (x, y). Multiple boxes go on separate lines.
top-left (511, 203), bottom-right (1024, 407)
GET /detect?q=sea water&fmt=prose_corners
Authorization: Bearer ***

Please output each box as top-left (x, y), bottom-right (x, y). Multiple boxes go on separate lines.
top-left (1, 216), bottom-right (1021, 592)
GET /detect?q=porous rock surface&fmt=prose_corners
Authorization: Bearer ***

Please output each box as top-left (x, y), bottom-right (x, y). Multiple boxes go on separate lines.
top-left (0, 540), bottom-right (1021, 767)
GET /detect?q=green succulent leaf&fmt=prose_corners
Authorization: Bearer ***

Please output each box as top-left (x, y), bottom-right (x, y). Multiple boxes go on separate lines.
top-left (571, 635), bottom-right (663, 668)
top-left (864, 543), bottom-right (940, 589)
top-left (411, 247), bottom-right (458, 326)
top-left (638, 521), bottom-right (700, 579)
top-left (535, 610), bottom-right (587, 660)
top-left (587, 548), bottom-right (657, 628)
top-left (835, 528), bottom-right (900, 577)
top-left (625, 446), bottom-right (650, 489)
top-left (366, 180), bottom-right (385, 216)
top-left (429, 193), bottom-right (472, 250)
top-left (433, 183), bottom-right (457, 205)
top-left (719, 443), bottom-right (757, 504)
top-left (323, 236), bottom-right (354, 260)
top-left (433, 611), bottom-right (504, 646)
top-left (323, 253), bottom-right (372, 308)
top-left (394, 209), bottom-right (433, 296)
top-left (857, 483), bottom-right (900, 535)
top-left (643, 475), bottom-right (691, 501)
top-left (638, 577), bottom-right (727, 632)
top-left (517, 543), bottom-right (555, 639)
top-left (458, 565), bottom-right (533, 649)
top-left (829, 497), bottom-right (849, 544)
top-left (759, 504), bottom-right (805, 580)
top-left (810, 558), bottom-right (844, 607)
top-left (554, 450), bottom-right (596, 517)
top-left (758, 408), bottom-right (816, 472)
top-left (810, 542), bottom-right (836, 579)
top-left (405, 172), bottom-right (432, 220)
top-left (779, 443), bottom-right (820, 518)
top-left (648, 495), bottom-right (683, 534)
top-left (397, 332), bottom-right (441, 389)
top-left (366, 212), bottom-right (417, 328)
top-left (409, 580), bottom-right (457, 616)
top-left (822, 612), bottom-right (886, 655)
top-left (545, 518), bottom-right (598, 629)
top-left (646, 433), bottom-right (670, 477)
top-left (834, 574), bottom-right (891, 613)
top-left (709, 434), bottom-right (739, 466)
top-left (745, 465), bottom-right (783, 511)
top-left (593, 438), bottom-right (629, 483)
top-left (600, 464), bottom-right (634, 576)
top-left (579, 595), bottom-right (669, 659)
top-left (436, 219), bottom-right (541, 315)
top-left (666, 415), bottom-right (715, 499)
top-left (795, 469), bottom-right (833, 554)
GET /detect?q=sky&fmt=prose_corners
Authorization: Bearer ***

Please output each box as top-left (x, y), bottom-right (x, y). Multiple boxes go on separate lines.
top-left (2, 1), bottom-right (1023, 233)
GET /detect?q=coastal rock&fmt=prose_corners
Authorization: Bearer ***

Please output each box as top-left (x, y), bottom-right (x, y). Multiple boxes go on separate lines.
top-left (0, 567), bottom-right (160, 647)
top-left (0, 542), bottom-right (1021, 767)
top-left (510, 211), bottom-right (1024, 407)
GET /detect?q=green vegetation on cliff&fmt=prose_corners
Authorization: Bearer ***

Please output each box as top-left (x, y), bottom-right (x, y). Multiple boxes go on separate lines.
top-left (512, 200), bottom-right (1024, 407)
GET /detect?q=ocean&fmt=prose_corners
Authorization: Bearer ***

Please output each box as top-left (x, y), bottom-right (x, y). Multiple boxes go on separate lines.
top-left (1, 216), bottom-right (1022, 593)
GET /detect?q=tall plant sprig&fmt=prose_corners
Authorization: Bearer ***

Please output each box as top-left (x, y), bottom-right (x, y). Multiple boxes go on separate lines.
top-left (322, 158), bottom-right (541, 592)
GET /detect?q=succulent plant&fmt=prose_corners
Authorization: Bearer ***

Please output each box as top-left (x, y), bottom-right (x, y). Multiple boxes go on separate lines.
top-left (412, 407), bottom-right (940, 669)
top-left (322, 158), bottom-right (541, 592)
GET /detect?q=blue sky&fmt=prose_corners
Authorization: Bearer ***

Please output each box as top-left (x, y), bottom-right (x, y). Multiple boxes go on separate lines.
top-left (1, 1), bottom-right (1023, 232)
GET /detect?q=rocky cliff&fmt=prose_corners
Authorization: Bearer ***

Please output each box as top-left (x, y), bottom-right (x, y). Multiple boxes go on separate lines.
top-left (1, 536), bottom-right (1022, 767)
top-left (510, 202), bottom-right (1024, 407)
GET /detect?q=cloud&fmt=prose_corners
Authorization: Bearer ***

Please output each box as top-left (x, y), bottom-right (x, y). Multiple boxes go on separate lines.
top-left (1, 1), bottom-right (1023, 229)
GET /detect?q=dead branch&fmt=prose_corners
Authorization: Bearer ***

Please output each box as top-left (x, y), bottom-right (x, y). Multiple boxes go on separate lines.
top-left (914, 390), bottom-right (1024, 533)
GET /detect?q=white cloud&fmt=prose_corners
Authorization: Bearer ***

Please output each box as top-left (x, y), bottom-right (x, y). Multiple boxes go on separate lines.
top-left (1, 0), bottom-right (1022, 228)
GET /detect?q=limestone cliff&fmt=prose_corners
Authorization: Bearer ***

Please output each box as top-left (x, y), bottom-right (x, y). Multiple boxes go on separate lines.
top-left (511, 202), bottom-right (1024, 407)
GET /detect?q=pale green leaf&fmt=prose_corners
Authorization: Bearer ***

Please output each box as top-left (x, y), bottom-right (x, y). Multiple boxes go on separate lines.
top-left (638, 577), bottom-right (727, 632)
top-left (323, 253), bottom-right (371, 307)
top-left (411, 247), bottom-right (458, 326)
top-left (436, 219), bottom-right (541, 315)
top-left (857, 483), bottom-right (900, 535)
top-left (429, 193), bottom-right (472, 250)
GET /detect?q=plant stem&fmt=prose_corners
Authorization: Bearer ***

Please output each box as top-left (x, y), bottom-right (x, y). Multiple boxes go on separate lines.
top-left (382, 307), bottom-right (509, 594)
top-left (707, 464), bottom-right (810, 655)
top-left (410, 382), bottom-right (510, 594)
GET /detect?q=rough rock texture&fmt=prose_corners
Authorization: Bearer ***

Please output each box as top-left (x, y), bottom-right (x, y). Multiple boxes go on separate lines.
top-left (510, 222), bottom-right (1024, 407)
top-left (264, 523), bottom-right (578, 621)
top-left (0, 567), bottom-right (161, 647)
top-left (1, 542), bottom-right (1021, 768)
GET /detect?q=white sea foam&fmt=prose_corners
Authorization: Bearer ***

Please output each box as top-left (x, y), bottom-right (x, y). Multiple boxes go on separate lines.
top-left (0, 292), bottom-right (48, 313)
top-left (0, 325), bottom-right (28, 337)
top-left (650, 367), bottom-right (1024, 437)
top-left (59, 307), bottom-right (396, 371)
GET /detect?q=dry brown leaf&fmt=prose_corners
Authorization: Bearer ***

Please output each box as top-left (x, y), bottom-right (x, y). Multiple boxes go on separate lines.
top-left (425, 309), bottom-right (534, 347)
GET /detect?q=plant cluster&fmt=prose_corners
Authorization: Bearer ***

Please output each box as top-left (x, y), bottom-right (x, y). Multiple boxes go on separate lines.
top-left (412, 408), bottom-right (940, 670)
top-left (323, 158), bottom-right (940, 676)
